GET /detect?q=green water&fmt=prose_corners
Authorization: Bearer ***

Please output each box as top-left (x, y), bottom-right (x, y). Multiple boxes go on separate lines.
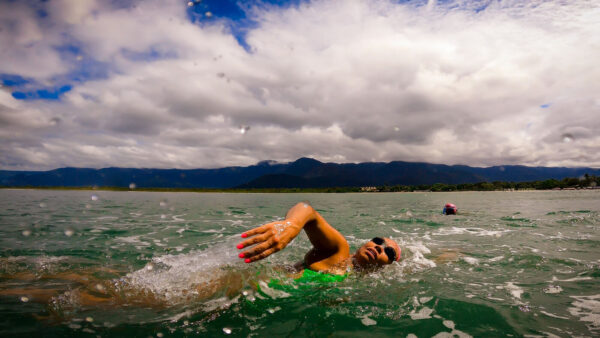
top-left (1, 190), bottom-right (599, 337)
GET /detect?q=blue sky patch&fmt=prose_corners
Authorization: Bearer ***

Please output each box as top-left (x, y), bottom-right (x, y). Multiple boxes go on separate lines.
top-left (187, 0), bottom-right (304, 51)
top-left (12, 85), bottom-right (72, 100)
top-left (1, 74), bottom-right (31, 87)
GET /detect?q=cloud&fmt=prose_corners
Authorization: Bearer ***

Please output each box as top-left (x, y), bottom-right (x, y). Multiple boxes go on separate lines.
top-left (0, 0), bottom-right (599, 170)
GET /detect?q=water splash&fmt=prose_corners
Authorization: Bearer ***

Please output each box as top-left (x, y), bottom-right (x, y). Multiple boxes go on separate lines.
top-left (122, 237), bottom-right (245, 304)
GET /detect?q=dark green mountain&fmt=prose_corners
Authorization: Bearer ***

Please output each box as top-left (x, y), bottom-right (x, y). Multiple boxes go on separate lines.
top-left (1, 158), bottom-right (599, 188)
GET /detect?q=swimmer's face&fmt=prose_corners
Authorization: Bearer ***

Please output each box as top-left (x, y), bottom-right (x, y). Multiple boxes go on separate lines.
top-left (354, 237), bottom-right (401, 268)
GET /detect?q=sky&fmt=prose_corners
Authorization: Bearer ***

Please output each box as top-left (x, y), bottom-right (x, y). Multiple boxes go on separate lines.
top-left (0, 0), bottom-right (599, 170)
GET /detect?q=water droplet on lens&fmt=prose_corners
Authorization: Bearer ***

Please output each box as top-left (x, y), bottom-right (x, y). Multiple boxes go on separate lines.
top-left (561, 133), bottom-right (574, 143)
top-left (65, 229), bottom-right (74, 237)
top-left (129, 183), bottom-right (136, 189)
top-left (22, 230), bottom-right (32, 237)
top-left (91, 194), bottom-right (98, 201)
top-left (239, 125), bottom-right (250, 134)
top-left (223, 328), bottom-right (232, 334)
top-left (518, 305), bottom-right (531, 312)
top-left (21, 296), bottom-right (29, 302)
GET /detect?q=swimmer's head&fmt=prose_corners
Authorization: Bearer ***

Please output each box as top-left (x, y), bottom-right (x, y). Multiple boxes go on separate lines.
top-left (353, 237), bottom-right (401, 269)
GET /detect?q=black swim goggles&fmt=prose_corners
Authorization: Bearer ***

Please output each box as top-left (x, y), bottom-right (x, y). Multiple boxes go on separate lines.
top-left (371, 237), bottom-right (397, 262)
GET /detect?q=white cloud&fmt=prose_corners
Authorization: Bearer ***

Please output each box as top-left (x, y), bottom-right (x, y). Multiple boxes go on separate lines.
top-left (0, 0), bottom-right (599, 170)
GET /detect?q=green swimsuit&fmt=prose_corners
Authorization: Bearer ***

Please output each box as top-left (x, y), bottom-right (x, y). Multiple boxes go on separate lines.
top-left (260, 269), bottom-right (348, 295)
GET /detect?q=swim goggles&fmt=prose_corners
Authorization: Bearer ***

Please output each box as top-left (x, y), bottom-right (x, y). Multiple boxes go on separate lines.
top-left (372, 237), bottom-right (398, 262)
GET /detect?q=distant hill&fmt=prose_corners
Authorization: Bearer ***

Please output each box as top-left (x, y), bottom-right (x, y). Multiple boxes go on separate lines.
top-left (1, 158), bottom-right (599, 189)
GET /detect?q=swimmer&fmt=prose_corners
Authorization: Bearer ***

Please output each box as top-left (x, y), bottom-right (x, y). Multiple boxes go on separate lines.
top-left (442, 203), bottom-right (457, 215)
top-left (0, 203), bottom-right (400, 321)
top-left (237, 202), bottom-right (401, 275)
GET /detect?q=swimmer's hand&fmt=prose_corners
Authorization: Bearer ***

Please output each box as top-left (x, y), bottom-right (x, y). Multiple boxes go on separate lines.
top-left (237, 220), bottom-right (302, 263)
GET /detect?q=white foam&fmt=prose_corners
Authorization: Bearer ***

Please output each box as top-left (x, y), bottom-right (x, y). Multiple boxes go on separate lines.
top-left (505, 282), bottom-right (524, 299)
top-left (97, 216), bottom-right (118, 220)
top-left (489, 256), bottom-right (504, 262)
top-left (408, 250), bottom-right (436, 270)
top-left (550, 276), bottom-right (592, 282)
top-left (462, 257), bottom-right (479, 265)
top-left (568, 294), bottom-right (600, 332)
top-left (360, 315), bottom-right (377, 326)
top-left (408, 242), bottom-right (431, 255)
top-left (432, 327), bottom-right (472, 338)
top-left (115, 235), bottom-right (150, 246)
top-left (540, 310), bottom-right (569, 320)
top-left (487, 296), bottom-right (505, 301)
top-left (201, 227), bottom-right (226, 233)
top-left (433, 227), bottom-right (510, 237)
top-left (409, 307), bottom-right (433, 320)
top-left (543, 285), bottom-right (563, 294)
top-left (257, 281), bottom-right (291, 299)
top-left (443, 320), bottom-right (455, 329)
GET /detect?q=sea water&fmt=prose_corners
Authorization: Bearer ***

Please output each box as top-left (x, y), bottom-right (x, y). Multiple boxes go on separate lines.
top-left (0, 189), bottom-right (599, 337)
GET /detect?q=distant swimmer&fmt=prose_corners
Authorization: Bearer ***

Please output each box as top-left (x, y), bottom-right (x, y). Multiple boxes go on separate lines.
top-left (442, 203), bottom-right (457, 215)
top-left (237, 202), bottom-right (401, 275)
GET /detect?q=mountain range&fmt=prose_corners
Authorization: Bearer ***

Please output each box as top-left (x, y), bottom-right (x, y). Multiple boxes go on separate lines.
top-left (1, 158), bottom-right (599, 189)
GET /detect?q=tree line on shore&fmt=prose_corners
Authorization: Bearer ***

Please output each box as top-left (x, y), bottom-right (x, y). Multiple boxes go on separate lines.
top-left (376, 174), bottom-right (599, 192)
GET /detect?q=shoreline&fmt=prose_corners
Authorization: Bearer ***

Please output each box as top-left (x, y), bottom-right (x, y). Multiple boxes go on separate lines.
top-left (1, 186), bottom-right (598, 193)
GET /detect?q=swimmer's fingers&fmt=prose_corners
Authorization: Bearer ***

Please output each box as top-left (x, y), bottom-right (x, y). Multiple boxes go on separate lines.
top-left (241, 222), bottom-right (274, 238)
top-left (238, 231), bottom-right (272, 249)
top-left (245, 247), bottom-right (277, 263)
top-left (241, 237), bottom-right (282, 262)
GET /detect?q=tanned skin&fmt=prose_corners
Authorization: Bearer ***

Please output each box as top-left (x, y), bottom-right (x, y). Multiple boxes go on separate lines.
top-left (238, 202), bottom-right (401, 274)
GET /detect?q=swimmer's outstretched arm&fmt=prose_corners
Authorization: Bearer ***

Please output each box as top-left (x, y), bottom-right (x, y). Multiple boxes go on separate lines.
top-left (238, 203), bottom-right (349, 271)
